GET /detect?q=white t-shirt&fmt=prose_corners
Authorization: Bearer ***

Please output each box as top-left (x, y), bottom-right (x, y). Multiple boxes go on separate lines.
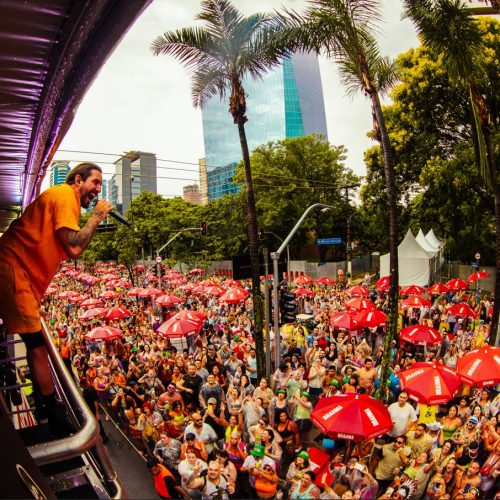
top-left (388, 402), bottom-right (417, 437)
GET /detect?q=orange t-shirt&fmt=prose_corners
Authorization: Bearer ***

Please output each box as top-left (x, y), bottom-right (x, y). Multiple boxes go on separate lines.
top-left (0, 184), bottom-right (80, 300)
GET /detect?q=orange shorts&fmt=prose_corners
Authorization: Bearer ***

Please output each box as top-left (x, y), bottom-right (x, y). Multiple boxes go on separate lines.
top-left (0, 263), bottom-right (41, 334)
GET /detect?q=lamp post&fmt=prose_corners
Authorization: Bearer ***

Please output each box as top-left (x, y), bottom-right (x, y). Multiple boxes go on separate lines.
top-left (263, 230), bottom-right (291, 279)
top-left (271, 203), bottom-right (333, 366)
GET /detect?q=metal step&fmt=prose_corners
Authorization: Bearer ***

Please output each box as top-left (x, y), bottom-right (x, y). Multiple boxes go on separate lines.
top-left (44, 464), bottom-right (106, 499)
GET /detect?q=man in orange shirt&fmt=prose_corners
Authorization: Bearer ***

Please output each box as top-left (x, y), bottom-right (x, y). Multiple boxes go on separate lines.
top-left (0, 162), bottom-right (112, 432)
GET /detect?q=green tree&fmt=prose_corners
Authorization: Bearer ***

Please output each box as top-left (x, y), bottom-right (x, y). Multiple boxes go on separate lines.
top-left (276, 0), bottom-right (400, 393)
top-left (403, 1), bottom-right (500, 341)
top-left (152, 0), bottom-right (288, 378)
top-left (233, 135), bottom-right (360, 260)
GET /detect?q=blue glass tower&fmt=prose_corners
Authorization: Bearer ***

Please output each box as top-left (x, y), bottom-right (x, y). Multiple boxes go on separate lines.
top-left (202, 52), bottom-right (328, 201)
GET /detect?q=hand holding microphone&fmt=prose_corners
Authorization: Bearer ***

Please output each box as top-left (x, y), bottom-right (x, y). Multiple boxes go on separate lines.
top-left (93, 196), bottom-right (131, 226)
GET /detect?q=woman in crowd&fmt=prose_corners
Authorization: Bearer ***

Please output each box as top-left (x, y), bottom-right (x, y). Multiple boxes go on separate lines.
top-left (440, 405), bottom-right (463, 442)
top-left (178, 449), bottom-right (208, 500)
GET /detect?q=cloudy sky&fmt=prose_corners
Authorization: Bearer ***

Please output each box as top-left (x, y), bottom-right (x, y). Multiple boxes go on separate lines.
top-left (53, 0), bottom-right (419, 197)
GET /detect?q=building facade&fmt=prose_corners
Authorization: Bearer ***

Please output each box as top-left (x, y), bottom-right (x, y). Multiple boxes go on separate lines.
top-left (201, 52), bottom-right (328, 200)
top-left (50, 160), bottom-right (70, 186)
top-left (109, 151), bottom-right (157, 213)
top-left (182, 184), bottom-right (201, 205)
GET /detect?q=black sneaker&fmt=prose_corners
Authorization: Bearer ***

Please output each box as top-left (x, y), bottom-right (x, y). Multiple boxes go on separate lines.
top-left (46, 403), bottom-right (77, 437)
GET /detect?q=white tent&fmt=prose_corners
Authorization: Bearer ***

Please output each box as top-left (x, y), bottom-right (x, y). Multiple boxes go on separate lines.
top-left (380, 229), bottom-right (436, 286)
top-left (426, 229), bottom-right (442, 250)
top-left (416, 228), bottom-right (438, 253)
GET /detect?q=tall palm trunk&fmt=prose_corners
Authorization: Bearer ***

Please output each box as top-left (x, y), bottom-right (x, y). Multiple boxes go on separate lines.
top-left (236, 118), bottom-right (265, 378)
top-left (370, 91), bottom-right (399, 393)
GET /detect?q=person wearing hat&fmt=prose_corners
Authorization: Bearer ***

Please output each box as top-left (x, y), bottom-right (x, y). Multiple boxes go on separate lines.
top-left (267, 388), bottom-right (293, 427)
top-left (293, 389), bottom-right (313, 433)
top-left (254, 459), bottom-right (279, 499)
top-left (184, 412), bottom-right (218, 456)
top-left (323, 378), bottom-right (340, 398)
top-left (241, 444), bottom-right (276, 496)
top-left (452, 416), bottom-right (481, 466)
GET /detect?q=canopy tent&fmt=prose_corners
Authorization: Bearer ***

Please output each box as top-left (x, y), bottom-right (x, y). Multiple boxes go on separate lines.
top-left (380, 229), bottom-right (437, 286)
top-left (426, 229), bottom-right (442, 250)
top-left (416, 229), bottom-right (438, 253)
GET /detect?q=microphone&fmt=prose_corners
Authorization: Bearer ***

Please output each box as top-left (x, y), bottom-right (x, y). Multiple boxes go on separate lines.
top-left (108, 210), bottom-right (131, 227)
top-left (95, 195), bottom-right (131, 227)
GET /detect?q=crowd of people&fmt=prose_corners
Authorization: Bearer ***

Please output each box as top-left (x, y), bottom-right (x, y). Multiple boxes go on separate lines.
top-left (28, 263), bottom-right (500, 499)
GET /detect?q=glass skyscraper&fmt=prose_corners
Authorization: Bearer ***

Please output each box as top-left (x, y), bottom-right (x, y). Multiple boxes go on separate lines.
top-left (202, 52), bottom-right (328, 200)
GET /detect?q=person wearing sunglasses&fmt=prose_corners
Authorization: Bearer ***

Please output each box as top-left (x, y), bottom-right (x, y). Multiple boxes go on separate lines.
top-left (374, 435), bottom-right (410, 494)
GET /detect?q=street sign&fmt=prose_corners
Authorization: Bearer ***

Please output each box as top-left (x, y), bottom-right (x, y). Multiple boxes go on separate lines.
top-left (317, 237), bottom-right (343, 245)
top-left (475, 253), bottom-right (481, 260)
top-left (156, 256), bottom-right (162, 263)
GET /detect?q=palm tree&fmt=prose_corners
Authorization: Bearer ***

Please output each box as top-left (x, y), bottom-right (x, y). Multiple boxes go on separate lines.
top-left (275, 0), bottom-right (400, 392)
top-left (152, 0), bottom-right (285, 377)
top-left (403, 0), bottom-right (500, 343)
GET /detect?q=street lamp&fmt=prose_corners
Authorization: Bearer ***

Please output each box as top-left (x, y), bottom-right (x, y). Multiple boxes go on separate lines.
top-left (271, 203), bottom-right (333, 366)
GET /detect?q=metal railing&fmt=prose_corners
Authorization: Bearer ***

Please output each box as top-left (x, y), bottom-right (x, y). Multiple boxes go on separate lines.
top-left (0, 320), bottom-right (124, 498)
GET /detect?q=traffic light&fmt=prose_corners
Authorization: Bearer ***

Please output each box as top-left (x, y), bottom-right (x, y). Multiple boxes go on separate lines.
top-left (200, 221), bottom-right (208, 236)
top-left (280, 288), bottom-right (297, 324)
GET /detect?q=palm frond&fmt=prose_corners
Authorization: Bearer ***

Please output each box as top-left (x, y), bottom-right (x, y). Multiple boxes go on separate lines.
top-left (196, 0), bottom-right (245, 42)
top-left (403, 0), bottom-right (486, 85)
top-left (151, 27), bottom-right (216, 70)
top-left (192, 65), bottom-right (228, 108)
top-left (374, 57), bottom-right (399, 96)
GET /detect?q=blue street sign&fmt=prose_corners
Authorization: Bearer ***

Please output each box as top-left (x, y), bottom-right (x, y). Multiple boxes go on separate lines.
top-left (317, 237), bottom-right (343, 245)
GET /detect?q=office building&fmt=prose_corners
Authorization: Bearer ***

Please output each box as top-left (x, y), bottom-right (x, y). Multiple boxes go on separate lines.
top-left (50, 160), bottom-right (70, 186)
top-left (109, 151), bottom-right (157, 213)
top-left (183, 184), bottom-right (201, 205)
top-left (202, 52), bottom-right (328, 200)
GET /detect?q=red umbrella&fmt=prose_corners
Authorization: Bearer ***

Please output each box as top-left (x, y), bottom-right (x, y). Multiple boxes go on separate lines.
top-left (139, 287), bottom-right (163, 298)
top-left (316, 277), bottom-right (335, 285)
top-left (157, 316), bottom-right (201, 337)
top-left (330, 311), bottom-right (360, 331)
top-left (69, 293), bottom-right (87, 303)
top-left (205, 285), bottom-right (226, 296)
top-left (127, 287), bottom-right (146, 297)
top-left (446, 278), bottom-right (469, 291)
top-left (177, 309), bottom-right (207, 322)
top-left (45, 284), bottom-right (59, 295)
top-left (345, 285), bottom-right (370, 297)
top-left (182, 283), bottom-right (196, 291)
top-left (293, 287), bottom-right (316, 297)
top-left (311, 393), bottom-right (392, 441)
top-left (103, 307), bottom-right (131, 320)
top-left (354, 309), bottom-right (387, 328)
top-left (399, 325), bottom-right (441, 345)
top-left (376, 276), bottom-right (391, 292)
top-left (400, 362), bottom-right (461, 405)
top-left (58, 290), bottom-right (79, 299)
top-left (468, 271), bottom-right (490, 283)
top-left (219, 287), bottom-right (250, 304)
top-left (78, 308), bottom-right (107, 321)
top-left (81, 298), bottom-right (104, 308)
top-left (344, 297), bottom-right (375, 311)
top-left (99, 290), bottom-right (120, 300)
top-left (457, 346), bottom-right (500, 387)
top-left (400, 296), bottom-right (432, 308)
top-left (448, 303), bottom-right (478, 319)
top-left (155, 295), bottom-right (184, 307)
top-left (401, 285), bottom-right (426, 295)
top-left (295, 275), bottom-right (313, 285)
top-left (188, 268), bottom-right (205, 275)
top-left (192, 285), bottom-right (206, 295)
top-left (427, 283), bottom-right (450, 294)
top-left (225, 279), bottom-right (241, 287)
top-left (84, 326), bottom-right (122, 342)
